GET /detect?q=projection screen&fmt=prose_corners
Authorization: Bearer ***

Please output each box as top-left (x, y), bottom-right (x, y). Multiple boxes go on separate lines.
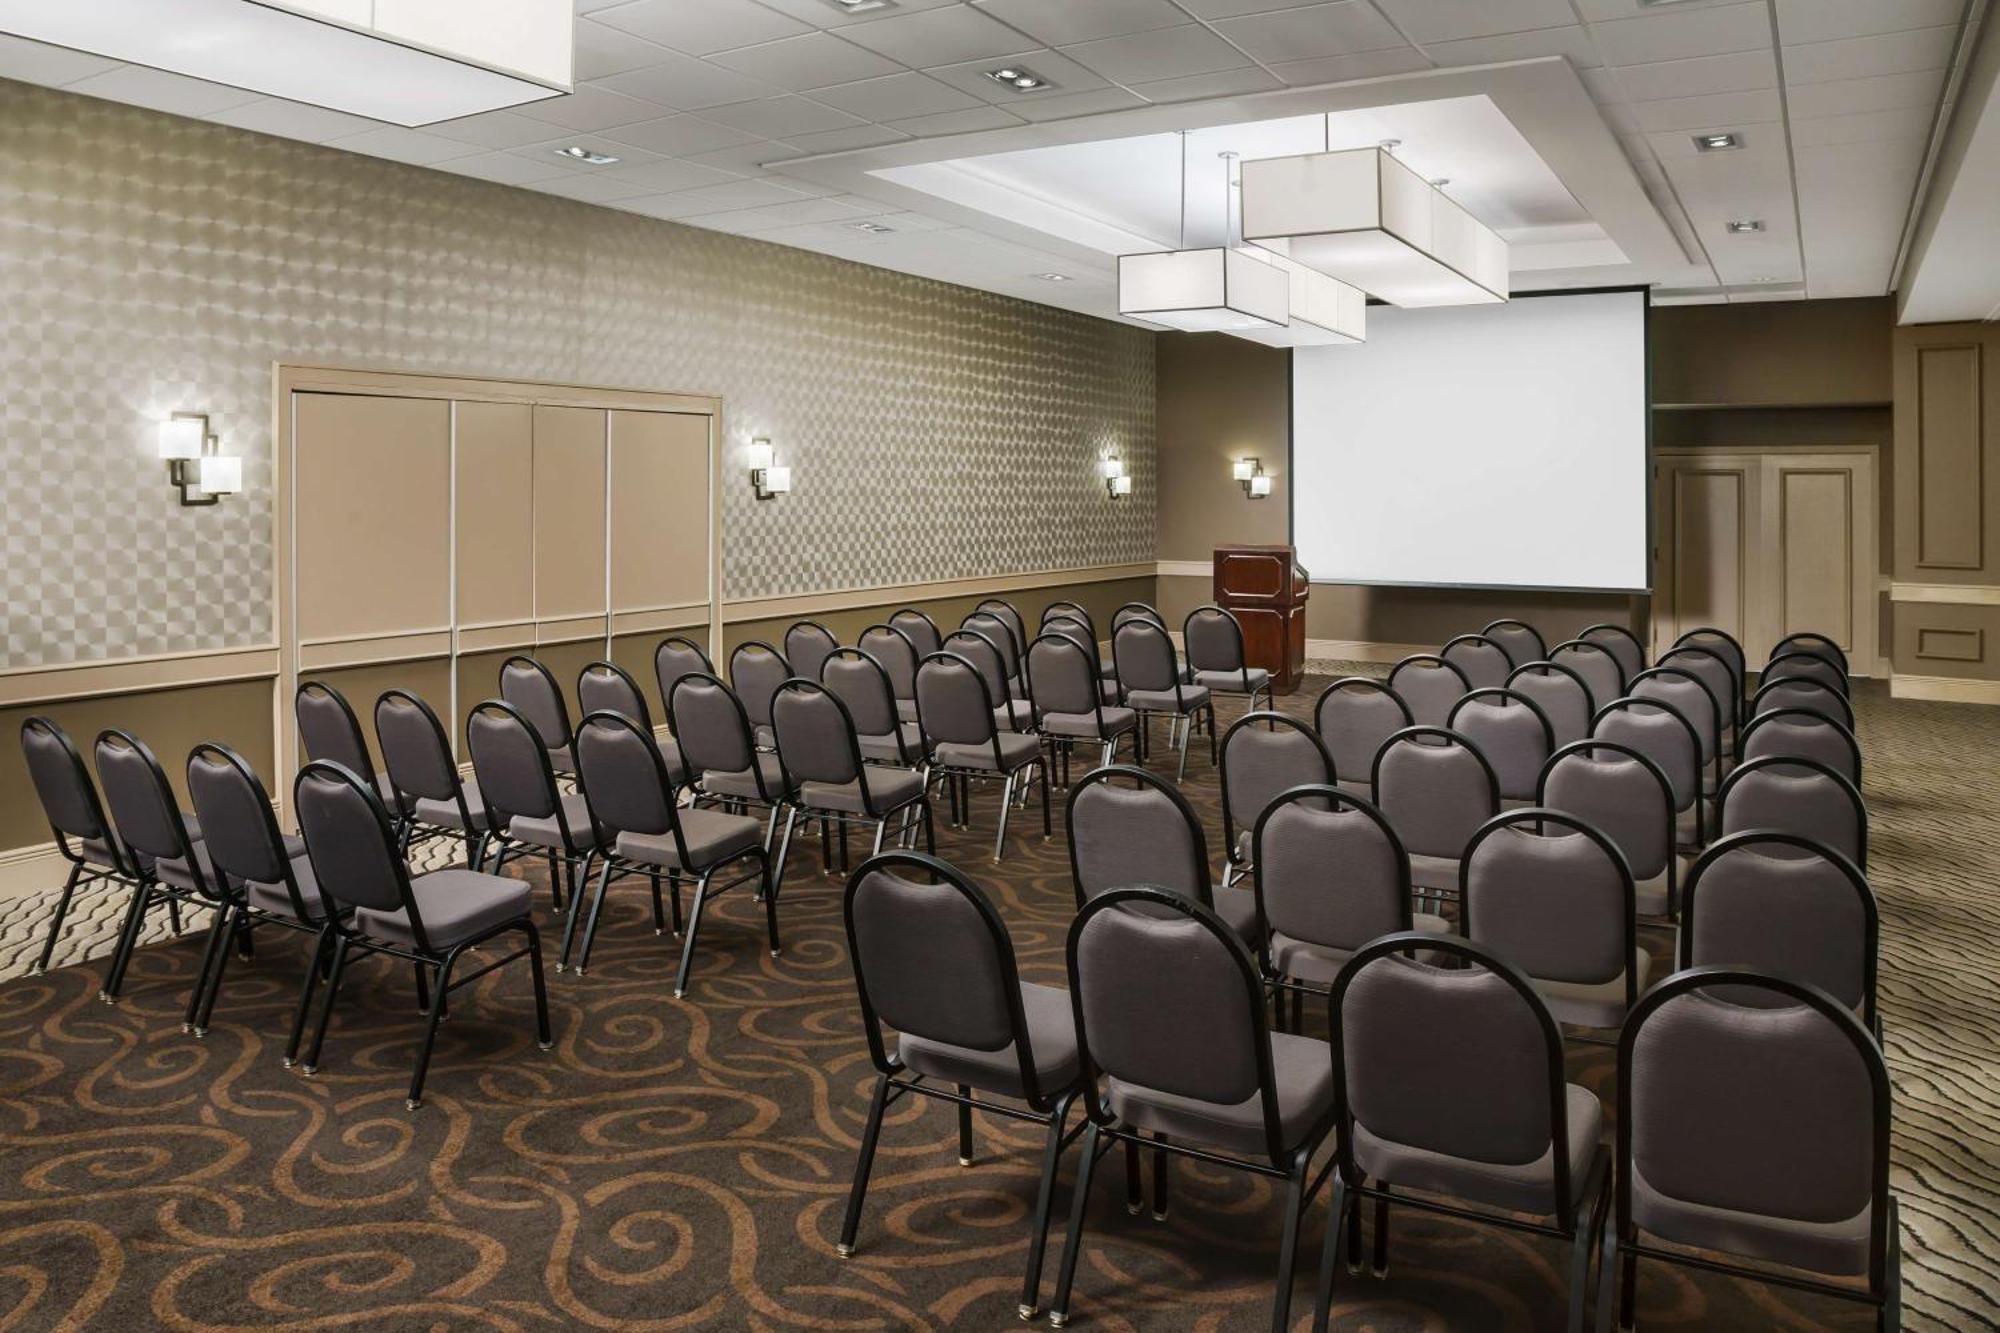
top-left (1291, 288), bottom-right (1649, 592)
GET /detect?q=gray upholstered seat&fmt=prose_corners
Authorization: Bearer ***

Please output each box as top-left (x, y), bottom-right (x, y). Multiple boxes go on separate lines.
top-left (160, 832), bottom-right (303, 894)
top-left (801, 768), bottom-right (925, 814)
top-left (1210, 885), bottom-right (1258, 940)
top-left (245, 856), bottom-right (328, 921)
top-left (700, 752), bottom-right (789, 801)
top-left (900, 980), bottom-right (1080, 1098)
top-left (993, 699), bottom-right (1035, 731)
top-left (1194, 666), bottom-right (1269, 693)
top-left (857, 722), bottom-right (923, 762)
top-left (936, 732), bottom-right (1040, 770)
top-left (1125, 684), bottom-right (1209, 712)
top-left (352, 867), bottom-right (531, 948)
top-left (615, 808), bottom-right (762, 869)
top-left (1353, 1083), bottom-right (1603, 1214)
top-left (379, 689), bottom-right (489, 864)
top-left (1039, 706), bottom-right (1137, 739)
top-left (1268, 917), bottom-right (1449, 984)
top-left (1108, 1029), bottom-right (1333, 1156)
top-left (728, 641), bottom-right (790, 749)
top-left (507, 790), bottom-right (600, 850)
top-left (1182, 607), bottom-right (1270, 704)
top-left (1630, 1164), bottom-right (1870, 1276)
top-left (414, 780), bottom-right (489, 832)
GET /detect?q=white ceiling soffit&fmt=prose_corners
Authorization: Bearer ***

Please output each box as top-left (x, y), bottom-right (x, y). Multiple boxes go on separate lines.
top-left (1898, 4), bottom-right (2000, 324)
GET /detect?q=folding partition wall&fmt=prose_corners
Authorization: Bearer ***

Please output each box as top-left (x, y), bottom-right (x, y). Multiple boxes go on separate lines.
top-left (275, 365), bottom-right (720, 787)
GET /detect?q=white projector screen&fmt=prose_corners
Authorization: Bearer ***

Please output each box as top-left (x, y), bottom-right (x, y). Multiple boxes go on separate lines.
top-left (1291, 289), bottom-right (1649, 592)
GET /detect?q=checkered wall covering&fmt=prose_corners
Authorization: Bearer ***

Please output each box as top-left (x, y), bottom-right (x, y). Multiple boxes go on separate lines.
top-left (0, 80), bottom-right (1155, 670)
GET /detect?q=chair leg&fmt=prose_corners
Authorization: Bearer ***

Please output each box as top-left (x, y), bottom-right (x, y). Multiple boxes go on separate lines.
top-left (99, 881), bottom-right (154, 1004)
top-left (283, 926), bottom-right (333, 1067)
top-left (836, 1072), bottom-right (894, 1257)
top-left (1566, 1215), bottom-right (1595, 1333)
top-left (1207, 704), bottom-right (1219, 767)
top-left (1311, 1173), bottom-right (1351, 1333)
top-left (1019, 1094), bottom-right (1077, 1321)
top-left (413, 960), bottom-right (431, 1013)
top-left (992, 774), bottom-right (1017, 864)
top-left (1881, 1196), bottom-right (1902, 1333)
top-left (818, 814), bottom-right (835, 876)
top-left (167, 895), bottom-right (183, 936)
top-left (1175, 714), bottom-right (1192, 783)
top-left (192, 904), bottom-right (247, 1035)
top-left (31, 863), bottom-right (87, 974)
top-left (1594, 1224), bottom-right (1623, 1333)
top-left (523, 920), bottom-right (553, 1051)
top-left (1270, 1152), bottom-right (1311, 1333)
top-left (572, 860), bottom-right (618, 976)
top-left (300, 935), bottom-right (351, 1074)
top-left (406, 947), bottom-right (460, 1110)
top-left (1048, 1121), bottom-right (1103, 1329)
top-left (953, 1085), bottom-right (977, 1165)
top-left (870, 817), bottom-right (888, 858)
top-left (649, 872), bottom-right (666, 935)
top-left (1372, 1186), bottom-right (1391, 1276)
top-left (1151, 1135), bottom-right (1170, 1220)
top-left (922, 799), bottom-right (936, 856)
top-left (1124, 1137), bottom-right (1143, 1214)
top-left (1038, 760), bottom-right (1052, 840)
top-left (773, 806), bottom-right (798, 888)
top-left (759, 852), bottom-right (780, 958)
top-left (184, 898), bottom-right (235, 1034)
top-left (672, 870), bottom-right (714, 999)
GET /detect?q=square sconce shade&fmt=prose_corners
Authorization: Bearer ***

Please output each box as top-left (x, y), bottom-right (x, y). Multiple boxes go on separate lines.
top-left (1109, 473), bottom-right (1134, 497)
top-left (1118, 247), bottom-right (1289, 332)
top-left (1247, 473), bottom-right (1272, 498)
top-left (158, 418), bottom-right (205, 460)
top-left (192, 455), bottom-right (242, 495)
top-left (762, 466), bottom-right (792, 495)
top-left (1242, 147), bottom-right (1507, 307)
top-left (0, 0), bottom-right (572, 126)
top-left (1232, 458), bottom-right (1258, 481)
top-left (746, 439), bottom-right (775, 472)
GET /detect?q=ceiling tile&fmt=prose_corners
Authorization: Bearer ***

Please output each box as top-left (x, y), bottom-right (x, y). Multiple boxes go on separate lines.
top-left (1372, 0), bottom-right (1574, 44)
top-left (782, 123), bottom-right (915, 152)
top-left (1169, 0), bottom-right (1331, 19)
top-left (204, 97), bottom-right (378, 144)
top-left (754, 0), bottom-right (964, 27)
top-left (1593, 2), bottom-right (1772, 67)
top-left (1609, 48), bottom-right (1777, 102)
top-left (591, 0), bottom-right (812, 55)
top-left (1008, 86), bottom-right (1151, 121)
top-left (595, 51), bottom-right (778, 110)
top-left (1631, 87), bottom-right (1781, 133)
top-left (1779, 25), bottom-right (1957, 84)
top-left (1419, 25), bottom-right (1603, 68)
top-left (1269, 46), bottom-right (1432, 85)
top-left (572, 20), bottom-right (676, 79)
top-left (811, 70), bottom-right (984, 118)
top-left (438, 151), bottom-right (578, 185)
top-left (885, 104), bottom-right (1025, 135)
top-left (706, 31), bottom-right (906, 89)
top-left (425, 110), bottom-right (570, 149)
top-left (1573, 0), bottom-right (1751, 18)
top-left (1058, 25), bottom-right (1252, 84)
top-left (64, 66), bottom-right (261, 118)
top-left (1774, 0), bottom-right (1965, 46)
top-left (1212, 3), bottom-right (1408, 62)
top-left (1788, 105), bottom-right (1936, 148)
top-left (328, 126), bottom-right (479, 165)
top-left (591, 156), bottom-right (743, 191)
top-left (1134, 66), bottom-right (1284, 103)
top-left (0, 33), bottom-right (119, 86)
top-left (1784, 68), bottom-right (1947, 119)
top-left (528, 171), bottom-right (663, 203)
top-left (970, 0), bottom-right (1187, 46)
top-left (922, 48), bottom-right (1110, 104)
top-left (513, 86), bottom-right (671, 132)
top-left (627, 176), bottom-right (821, 216)
top-left (840, 5), bottom-right (1032, 65)
top-left (683, 139), bottom-right (808, 173)
top-left (603, 113), bottom-right (764, 155)
top-left (694, 94), bottom-right (868, 137)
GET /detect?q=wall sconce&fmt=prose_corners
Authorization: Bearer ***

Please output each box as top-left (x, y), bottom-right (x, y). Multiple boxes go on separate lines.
top-left (1100, 452), bottom-right (1131, 499)
top-left (158, 413), bottom-right (241, 506)
top-left (748, 437), bottom-right (792, 501)
top-left (1234, 456), bottom-right (1270, 499)
top-left (1109, 472), bottom-right (1133, 498)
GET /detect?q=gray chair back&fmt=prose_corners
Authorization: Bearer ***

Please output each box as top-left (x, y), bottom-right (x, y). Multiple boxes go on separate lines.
top-left (93, 729), bottom-right (201, 881)
top-left (669, 672), bottom-right (766, 789)
top-left (1111, 601), bottom-right (1165, 632)
top-left (960, 613), bottom-right (1021, 681)
top-left (187, 743), bottom-right (314, 920)
top-left (1111, 618), bottom-right (1180, 694)
top-left (1386, 655), bottom-right (1469, 728)
top-left (1066, 765), bottom-right (1209, 908)
top-left (1254, 787), bottom-right (1410, 954)
top-left (1537, 741), bottom-right (1675, 888)
top-left (1579, 623), bottom-right (1646, 681)
top-left (1592, 698), bottom-right (1701, 814)
top-left (1771, 632), bottom-right (1849, 678)
top-left (294, 760), bottom-right (419, 929)
top-left (1041, 600), bottom-right (1093, 632)
top-left (1547, 639), bottom-right (1624, 710)
top-left (974, 599), bottom-right (1028, 658)
top-left (1631, 666), bottom-right (1720, 767)
top-left (1041, 615), bottom-right (1096, 661)
top-left (500, 656), bottom-right (573, 755)
top-left (1659, 646), bottom-right (1738, 738)
top-left (783, 621), bottom-right (839, 682)
top-left (1481, 619), bottom-right (1547, 668)
top-left (1184, 606), bottom-right (1247, 673)
top-left (1219, 712), bottom-right (1335, 856)
top-left (296, 680), bottom-right (374, 773)
top-left (772, 680), bottom-right (865, 790)
top-left (1673, 628), bottom-right (1746, 718)
top-left (466, 700), bottom-right (564, 826)
top-left (1461, 809), bottom-right (1636, 994)
top-left (1752, 676), bottom-right (1854, 730)
top-left (822, 648), bottom-right (903, 741)
top-left (1027, 634), bottom-right (1101, 718)
top-left (1314, 678), bottom-right (1412, 784)
top-left (1717, 756), bottom-right (1867, 868)
top-left (889, 608), bottom-right (942, 658)
top-left (1679, 831), bottom-right (1876, 1025)
top-left (654, 636), bottom-right (713, 717)
top-left (1441, 633), bottom-right (1512, 690)
top-left (1371, 726), bottom-right (1500, 861)
top-left (728, 641), bottom-right (790, 732)
top-left (914, 651), bottom-right (999, 749)
top-left (1448, 688), bottom-right (1554, 803)
top-left (580, 661), bottom-right (652, 730)
top-left (1741, 708), bottom-right (1861, 784)
top-left (20, 716), bottom-right (116, 860)
top-left (1505, 662), bottom-right (1592, 748)
top-left (857, 625), bottom-right (920, 704)
top-left (572, 711), bottom-right (676, 842)
top-left (374, 690), bottom-right (461, 805)
top-left (1765, 649), bottom-right (1848, 697)
top-left (942, 628), bottom-right (1014, 708)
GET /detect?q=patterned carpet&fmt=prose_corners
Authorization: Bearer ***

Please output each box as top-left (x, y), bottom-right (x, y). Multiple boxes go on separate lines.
top-left (0, 668), bottom-right (1989, 1330)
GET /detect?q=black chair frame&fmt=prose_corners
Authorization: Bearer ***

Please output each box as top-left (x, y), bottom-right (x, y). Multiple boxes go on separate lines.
top-left (375, 688), bottom-right (487, 869)
top-left (19, 716), bottom-right (141, 976)
top-left (1184, 605), bottom-right (1275, 710)
top-left (1064, 764), bottom-right (1216, 913)
top-left (297, 679), bottom-right (408, 826)
top-left (914, 650), bottom-right (1052, 863)
top-left (1751, 674), bottom-right (1855, 730)
top-left (500, 655), bottom-right (576, 768)
top-left (1546, 639), bottom-right (1628, 707)
top-left (1627, 664), bottom-right (1726, 797)
top-left (1740, 706), bottom-right (1863, 785)
top-left (467, 699), bottom-right (601, 940)
top-left (1027, 632), bottom-right (1129, 787)
top-left (653, 635), bottom-right (715, 711)
top-left (1482, 618), bottom-right (1549, 666)
top-left (1592, 696), bottom-right (1708, 847)
top-left (1578, 623), bottom-right (1647, 676)
top-left (580, 659), bottom-right (656, 732)
top-left (93, 727), bottom-right (213, 1010)
top-left (1765, 648), bottom-right (1852, 698)
top-left (1368, 724), bottom-right (1503, 912)
top-left (1715, 754), bottom-right (1869, 869)
top-left (674, 669), bottom-right (791, 845)
top-left (1771, 632), bottom-right (1851, 678)
top-left (1670, 627), bottom-right (1748, 728)
top-left (769, 677), bottom-right (935, 883)
top-left (1110, 617), bottom-right (1217, 781)
top-left (1536, 739), bottom-right (1682, 920)
top-left (1218, 710), bottom-right (1336, 886)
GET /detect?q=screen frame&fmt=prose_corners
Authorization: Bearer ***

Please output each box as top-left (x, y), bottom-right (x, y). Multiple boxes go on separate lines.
top-left (1287, 283), bottom-right (1654, 596)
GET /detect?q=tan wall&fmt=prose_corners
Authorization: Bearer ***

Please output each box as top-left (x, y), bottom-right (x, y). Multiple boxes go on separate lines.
top-left (724, 576), bottom-right (1156, 657)
top-left (1651, 298), bottom-right (1892, 407)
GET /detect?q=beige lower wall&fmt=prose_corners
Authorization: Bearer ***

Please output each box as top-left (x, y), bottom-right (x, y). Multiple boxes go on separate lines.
top-left (723, 575), bottom-right (1157, 657)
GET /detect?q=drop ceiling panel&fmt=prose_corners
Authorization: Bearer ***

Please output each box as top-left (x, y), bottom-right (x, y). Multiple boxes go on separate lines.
top-left (1783, 69), bottom-right (1948, 120)
top-left (1778, 25), bottom-right (1959, 83)
top-left (1592, 3), bottom-right (1773, 66)
top-left (1371, 0), bottom-right (1577, 44)
top-left (1056, 26), bottom-right (1253, 84)
top-left (837, 6), bottom-right (1028, 66)
top-left (968, 0), bottom-right (1187, 47)
top-left (1773, 0), bottom-right (1968, 46)
top-left (705, 32), bottom-right (905, 90)
top-left (589, 0), bottom-right (811, 56)
top-left (1208, 3), bottom-right (1408, 63)
top-left (1609, 49), bottom-right (1778, 102)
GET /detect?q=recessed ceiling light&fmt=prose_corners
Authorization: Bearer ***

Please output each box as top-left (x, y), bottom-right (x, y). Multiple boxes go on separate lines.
top-left (1693, 131), bottom-right (1741, 152)
top-left (556, 145), bottom-right (619, 165)
top-left (1726, 219), bottom-right (1764, 233)
top-left (850, 221), bottom-right (895, 234)
top-left (1036, 272), bottom-right (1071, 282)
top-left (984, 65), bottom-right (1052, 92)
top-left (824, 0), bottom-right (894, 10)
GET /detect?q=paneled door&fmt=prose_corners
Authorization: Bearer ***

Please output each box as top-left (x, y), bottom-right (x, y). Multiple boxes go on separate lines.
top-left (1653, 450), bottom-right (1878, 672)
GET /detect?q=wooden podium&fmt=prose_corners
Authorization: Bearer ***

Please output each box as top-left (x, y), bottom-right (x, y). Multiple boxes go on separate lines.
top-left (1213, 545), bottom-right (1310, 693)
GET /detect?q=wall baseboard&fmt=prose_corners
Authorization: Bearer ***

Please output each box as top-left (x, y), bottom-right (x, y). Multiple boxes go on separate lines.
top-left (1889, 673), bottom-right (2000, 704)
top-left (0, 840), bottom-right (63, 904)
top-left (1305, 638), bottom-right (1431, 665)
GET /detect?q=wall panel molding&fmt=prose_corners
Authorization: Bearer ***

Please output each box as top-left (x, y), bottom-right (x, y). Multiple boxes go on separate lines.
top-left (0, 645), bottom-right (279, 707)
top-left (1891, 582), bottom-right (2000, 605)
top-left (1913, 342), bottom-right (1985, 571)
top-left (721, 562), bottom-right (1157, 624)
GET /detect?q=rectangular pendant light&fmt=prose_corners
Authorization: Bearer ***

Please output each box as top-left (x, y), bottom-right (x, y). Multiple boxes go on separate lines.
top-left (1118, 247), bottom-right (1289, 333)
top-left (1236, 257), bottom-right (1365, 347)
top-left (0, 0), bottom-right (572, 126)
top-left (1241, 147), bottom-right (1507, 307)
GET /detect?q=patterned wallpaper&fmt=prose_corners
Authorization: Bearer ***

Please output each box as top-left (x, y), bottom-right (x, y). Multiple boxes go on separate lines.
top-left (0, 80), bottom-right (1155, 670)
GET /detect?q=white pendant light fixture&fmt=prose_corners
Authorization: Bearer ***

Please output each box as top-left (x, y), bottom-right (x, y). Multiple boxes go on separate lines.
top-left (1119, 135), bottom-right (1289, 334)
top-left (1241, 128), bottom-right (1508, 308)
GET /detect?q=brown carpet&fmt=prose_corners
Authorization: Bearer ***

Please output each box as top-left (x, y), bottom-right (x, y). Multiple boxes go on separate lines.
top-left (0, 669), bottom-right (1982, 1330)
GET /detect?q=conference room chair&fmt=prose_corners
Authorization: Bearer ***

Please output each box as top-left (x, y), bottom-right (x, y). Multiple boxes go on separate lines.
top-left (465, 701), bottom-right (608, 959)
top-left (1460, 809), bottom-right (1643, 1035)
top-left (820, 647), bottom-right (924, 767)
top-left (1765, 648), bottom-right (1851, 698)
top-left (1579, 623), bottom-right (1647, 682)
top-left (1441, 632), bottom-right (1513, 690)
top-left (570, 710), bottom-right (775, 996)
top-left (1111, 600), bottom-right (1166, 631)
top-left (770, 678), bottom-right (933, 882)
top-left (499, 656), bottom-right (578, 779)
top-left (1592, 696), bottom-right (1706, 848)
top-left (1506, 661), bottom-right (1594, 748)
top-left (1628, 665), bottom-right (1724, 797)
top-left (1671, 627), bottom-right (1748, 728)
top-left (1184, 605), bottom-right (1275, 711)
top-left (1600, 968), bottom-right (1900, 1332)
top-left (856, 623), bottom-right (922, 723)
top-left (1546, 639), bottom-right (1626, 711)
top-left (726, 640), bottom-right (790, 750)
top-left (837, 851), bottom-right (1084, 1321)
top-left (1752, 674), bottom-right (1856, 730)
top-left (1026, 632), bottom-right (1136, 785)
top-left (1045, 602), bottom-right (1118, 685)
top-left (183, 743), bottom-right (335, 1053)
top-left (943, 626), bottom-right (1033, 733)
top-left (1678, 830), bottom-right (1879, 1034)
top-left (1385, 654), bottom-right (1471, 728)
top-left (1218, 711), bottom-right (1337, 888)
top-left (1656, 644), bottom-right (1740, 757)
top-left (1717, 755), bottom-right (1868, 870)
top-left (1313, 677), bottom-right (1412, 797)
top-left (973, 597), bottom-right (1030, 662)
top-left (1448, 687), bottom-right (1555, 806)
top-left (1772, 631), bottom-right (1852, 680)
top-left (913, 649), bottom-right (1050, 862)
top-left (578, 659), bottom-right (654, 731)
top-left (1310, 935), bottom-right (1608, 1333)
top-left (1741, 706), bottom-right (1862, 785)
top-left (1112, 616), bottom-right (1216, 782)
top-left (1049, 887), bottom-right (1338, 1333)
top-left (290, 759), bottom-right (550, 1106)
top-left (888, 606), bottom-right (943, 657)
top-left (1041, 599), bottom-right (1092, 631)
top-left (296, 679), bottom-right (401, 812)
top-left (375, 690), bottom-right (489, 868)
top-left (669, 671), bottom-right (790, 847)
top-left (18, 715), bottom-right (141, 976)
top-left (782, 619), bottom-right (839, 682)
top-left (653, 635), bottom-right (713, 722)
top-left (961, 609), bottom-right (1028, 695)
top-left (1066, 764), bottom-right (1256, 943)
top-left (1538, 740), bottom-right (1682, 919)
top-left (1253, 785), bottom-right (1446, 1030)
top-left (1371, 725), bottom-right (1501, 903)
top-left (1481, 617), bottom-right (1548, 668)
top-left (1041, 613), bottom-right (1118, 702)
top-left (91, 728), bottom-right (218, 1010)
